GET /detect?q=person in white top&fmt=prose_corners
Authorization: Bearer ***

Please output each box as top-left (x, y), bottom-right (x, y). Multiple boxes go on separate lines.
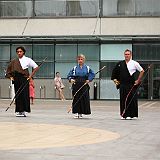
top-left (111, 49), bottom-right (144, 120)
top-left (54, 72), bottom-right (65, 100)
top-left (6, 46), bottom-right (39, 117)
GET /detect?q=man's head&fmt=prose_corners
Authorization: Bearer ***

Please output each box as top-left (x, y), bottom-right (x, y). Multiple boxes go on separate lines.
top-left (124, 49), bottom-right (132, 62)
top-left (16, 46), bottom-right (26, 58)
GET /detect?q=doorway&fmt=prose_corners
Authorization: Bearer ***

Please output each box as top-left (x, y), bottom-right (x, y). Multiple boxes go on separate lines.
top-left (138, 63), bottom-right (160, 100)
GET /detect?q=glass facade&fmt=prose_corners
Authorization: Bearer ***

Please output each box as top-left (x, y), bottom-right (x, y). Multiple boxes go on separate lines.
top-left (101, 44), bottom-right (132, 60)
top-left (133, 44), bottom-right (160, 100)
top-left (0, 42), bottom-right (159, 100)
top-left (78, 44), bottom-right (99, 60)
top-left (0, 45), bottom-right (10, 60)
top-left (133, 44), bottom-right (160, 61)
top-left (1, 0), bottom-right (160, 18)
top-left (0, 0), bottom-right (99, 18)
top-left (0, 42), bottom-right (100, 79)
top-left (0, 0), bottom-right (160, 100)
top-left (0, 1), bottom-right (32, 17)
top-left (103, 0), bottom-right (160, 17)
top-left (11, 44), bottom-right (32, 59)
top-left (153, 64), bottom-right (160, 99)
top-left (55, 44), bottom-right (77, 61)
top-left (35, 0), bottom-right (99, 17)
top-left (100, 44), bottom-right (132, 99)
top-left (33, 44), bottom-right (54, 61)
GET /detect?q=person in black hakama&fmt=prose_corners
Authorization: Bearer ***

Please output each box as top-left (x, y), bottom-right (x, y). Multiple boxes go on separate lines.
top-left (6, 46), bottom-right (38, 117)
top-left (111, 49), bottom-right (144, 120)
top-left (67, 54), bottom-right (95, 118)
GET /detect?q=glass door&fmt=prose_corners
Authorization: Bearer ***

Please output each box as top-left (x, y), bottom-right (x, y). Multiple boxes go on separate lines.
top-left (153, 64), bottom-right (160, 99)
top-left (137, 63), bottom-right (149, 99)
top-left (137, 62), bottom-right (160, 100)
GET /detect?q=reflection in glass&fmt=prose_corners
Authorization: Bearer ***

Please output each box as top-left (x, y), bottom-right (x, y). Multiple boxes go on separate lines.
top-left (0, 45), bottom-right (10, 60)
top-left (136, 64), bottom-right (148, 99)
top-left (101, 44), bottom-right (132, 60)
top-left (100, 61), bottom-right (119, 99)
top-left (135, 0), bottom-right (160, 16)
top-left (66, 1), bottom-right (82, 16)
top-left (35, 62), bottom-right (54, 78)
top-left (103, 0), bottom-right (160, 16)
top-left (100, 61), bottom-right (116, 78)
top-left (133, 44), bottom-right (160, 60)
top-left (0, 1), bottom-right (32, 17)
top-left (55, 62), bottom-right (77, 78)
top-left (55, 44), bottom-right (77, 61)
top-left (33, 44), bottom-right (54, 61)
top-left (0, 62), bottom-right (9, 78)
top-left (78, 44), bottom-right (99, 60)
top-left (117, 0), bottom-right (135, 16)
top-left (34, 0), bottom-right (99, 17)
top-left (153, 64), bottom-right (160, 99)
top-left (35, 0), bottom-right (66, 16)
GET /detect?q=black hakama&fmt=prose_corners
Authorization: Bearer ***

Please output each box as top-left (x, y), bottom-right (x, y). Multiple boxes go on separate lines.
top-left (120, 84), bottom-right (138, 118)
top-left (72, 77), bottom-right (91, 115)
top-left (14, 72), bottom-right (30, 113)
top-left (112, 60), bottom-right (138, 118)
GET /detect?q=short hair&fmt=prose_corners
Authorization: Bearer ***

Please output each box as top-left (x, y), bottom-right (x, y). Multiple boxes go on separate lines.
top-left (124, 49), bottom-right (132, 54)
top-left (77, 54), bottom-right (86, 60)
top-left (16, 46), bottom-right (26, 55)
top-left (56, 72), bottom-right (60, 75)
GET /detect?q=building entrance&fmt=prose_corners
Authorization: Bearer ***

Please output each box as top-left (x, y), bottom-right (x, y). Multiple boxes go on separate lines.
top-left (138, 63), bottom-right (160, 100)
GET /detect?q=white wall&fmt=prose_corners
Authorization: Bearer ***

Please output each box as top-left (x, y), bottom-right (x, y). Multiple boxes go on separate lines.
top-left (0, 18), bottom-right (160, 36)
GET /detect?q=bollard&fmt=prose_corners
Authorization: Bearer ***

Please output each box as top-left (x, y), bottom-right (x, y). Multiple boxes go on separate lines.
top-left (93, 82), bottom-right (97, 100)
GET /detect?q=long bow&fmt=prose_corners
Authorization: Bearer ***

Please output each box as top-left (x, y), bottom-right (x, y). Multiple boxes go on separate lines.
top-left (67, 66), bottom-right (106, 113)
top-left (121, 64), bottom-right (152, 117)
top-left (5, 57), bottom-right (47, 112)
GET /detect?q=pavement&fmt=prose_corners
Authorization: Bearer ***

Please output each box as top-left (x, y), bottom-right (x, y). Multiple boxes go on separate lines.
top-left (0, 99), bottom-right (160, 160)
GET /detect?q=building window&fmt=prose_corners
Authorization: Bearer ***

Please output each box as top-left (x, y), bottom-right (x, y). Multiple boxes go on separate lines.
top-left (11, 44), bottom-right (32, 59)
top-left (33, 44), bottom-right (54, 78)
top-left (33, 44), bottom-right (54, 61)
top-left (55, 44), bottom-right (77, 61)
top-left (78, 44), bottom-right (99, 60)
top-left (0, 1), bottom-right (32, 17)
top-left (55, 43), bottom-right (99, 78)
top-left (101, 44), bottom-right (132, 60)
top-left (133, 44), bottom-right (160, 60)
top-left (135, 0), bottom-right (160, 16)
top-left (102, 0), bottom-right (160, 17)
top-left (35, 62), bottom-right (54, 78)
top-left (31, 0), bottom-right (99, 17)
top-left (34, 0), bottom-right (66, 16)
top-left (0, 45), bottom-right (10, 60)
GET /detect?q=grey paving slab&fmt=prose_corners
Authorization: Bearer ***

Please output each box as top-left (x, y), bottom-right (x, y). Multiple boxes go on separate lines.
top-left (0, 99), bottom-right (160, 160)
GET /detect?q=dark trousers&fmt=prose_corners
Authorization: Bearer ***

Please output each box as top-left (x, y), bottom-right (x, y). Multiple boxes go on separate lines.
top-left (120, 84), bottom-right (138, 118)
top-left (14, 73), bottom-right (30, 113)
top-left (72, 77), bottom-right (91, 115)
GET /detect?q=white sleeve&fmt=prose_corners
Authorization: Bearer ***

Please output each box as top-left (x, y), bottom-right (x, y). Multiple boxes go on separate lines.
top-left (134, 61), bottom-right (143, 72)
top-left (29, 58), bottom-right (38, 69)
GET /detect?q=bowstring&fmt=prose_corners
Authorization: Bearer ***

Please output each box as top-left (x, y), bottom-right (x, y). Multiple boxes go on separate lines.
top-left (67, 66), bottom-right (106, 113)
top-left (122, 64), bottom-right (152, 117)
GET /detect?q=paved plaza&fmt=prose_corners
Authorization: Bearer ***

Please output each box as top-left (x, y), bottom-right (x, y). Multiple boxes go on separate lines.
top-left (0, 99), bottom-right (160, 160)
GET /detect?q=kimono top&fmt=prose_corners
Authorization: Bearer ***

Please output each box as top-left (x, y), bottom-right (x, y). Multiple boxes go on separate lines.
top-left (67, 64), bottom-right (95, 81)
top-left (6, 55), bottom-right (38, 78)
top-left (111, 60), bottom-right (143, 85)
